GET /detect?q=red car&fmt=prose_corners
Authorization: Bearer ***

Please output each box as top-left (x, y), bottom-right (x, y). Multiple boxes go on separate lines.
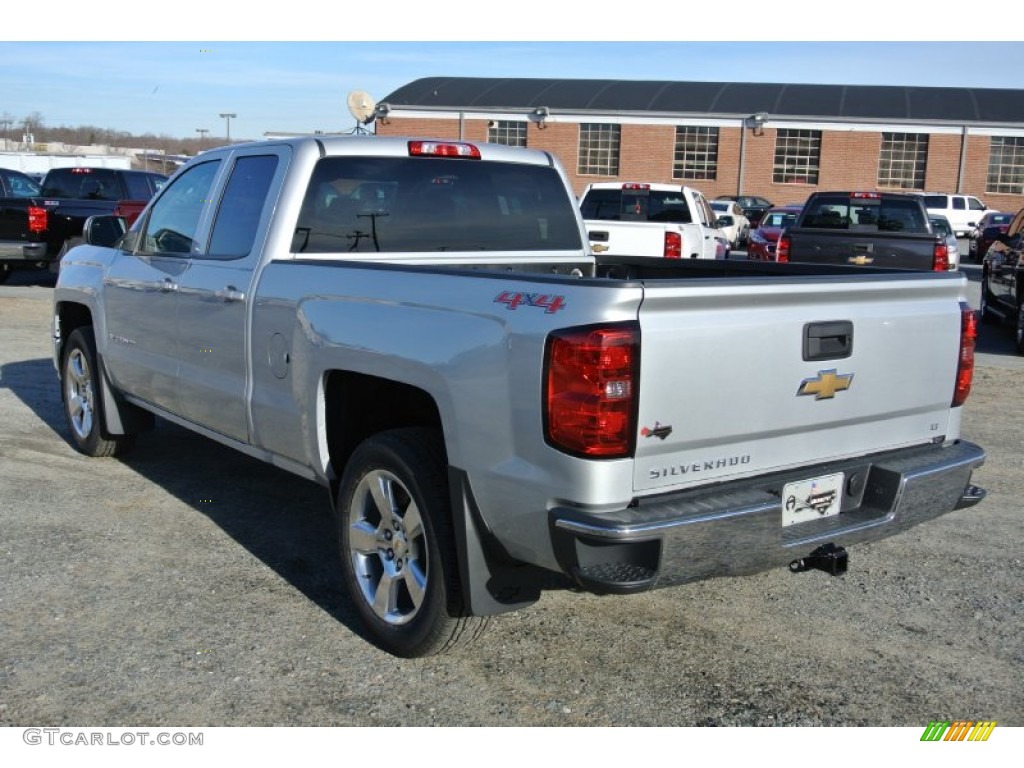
top-left (747, 206), bottom-right (802, 261)
top-left (970, 211), bottom-right (1014, 262)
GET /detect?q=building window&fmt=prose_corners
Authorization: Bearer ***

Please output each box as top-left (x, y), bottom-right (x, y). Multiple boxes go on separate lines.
top-left (987, 136), bottom-right (1024, 194)
top-left (773, 129), bottom-right (821, 184)
top-left (578, 123), bottom-right (621, 176)
top-left (488, 120), bottom-right (527, 147)
top-left (877, 133), bottom-right (928, 190)
top-left (673, 126), bottom-right (718, 180)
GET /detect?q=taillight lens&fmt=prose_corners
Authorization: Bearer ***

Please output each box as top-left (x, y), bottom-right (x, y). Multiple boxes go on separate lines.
top-left (777, 233), bottom-right (791, 262)
top-left (933, 241), bottom-right (949, 272)
top-left (664, 231), bottom-right (682, 259)
top-left (952, 303), bottom-right (976, 407)
top-left (28, 206), bottom-right (47, 233)
top-left (545, 324), bottom-right (639, 458)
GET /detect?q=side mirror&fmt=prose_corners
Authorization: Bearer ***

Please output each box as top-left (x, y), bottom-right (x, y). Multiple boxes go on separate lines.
top-left (83, 215), bottom-right (128, 248)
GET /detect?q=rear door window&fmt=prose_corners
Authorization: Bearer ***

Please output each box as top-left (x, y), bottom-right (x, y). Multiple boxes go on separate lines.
top-left (205, 155), bottom-right (279, 260)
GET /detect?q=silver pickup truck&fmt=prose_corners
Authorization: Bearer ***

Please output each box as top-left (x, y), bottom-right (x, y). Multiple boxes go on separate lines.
top-left (53, 136), bottom-right (986, 657)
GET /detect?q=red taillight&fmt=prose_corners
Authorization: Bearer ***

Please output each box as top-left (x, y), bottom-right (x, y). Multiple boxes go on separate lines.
top-left (933, 241), bottom-right (949, 272)
top-left (407, 140), bottom-right (480, 159)
top-left (545, 324), bottom-right (639, 458)
top-left (777, 233), bottom-right (791, 262)
top-left (952, 303), bottom-right (976, 407)
top-left (664, 231), bottom-right (682, 259)
top-left (28, 206), bottom-right (47, 233)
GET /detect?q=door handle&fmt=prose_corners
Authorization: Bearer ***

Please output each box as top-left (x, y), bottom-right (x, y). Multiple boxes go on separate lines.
top-left (215, 286), bottom-right (246, 302)
top-left (159, 278), bottom-right (178, 293)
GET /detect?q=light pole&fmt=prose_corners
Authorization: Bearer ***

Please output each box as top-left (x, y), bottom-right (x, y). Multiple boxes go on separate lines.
top-left (219, 112), bottom-right (237, 143)
top-left (196, 128), bottom-right (209, 150)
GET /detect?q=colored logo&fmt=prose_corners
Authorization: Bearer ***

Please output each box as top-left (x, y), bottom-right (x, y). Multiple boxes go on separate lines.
top-left (797, 369), bottom-right (854, 400)
top-left (920, 721), bottom-right (997, 742)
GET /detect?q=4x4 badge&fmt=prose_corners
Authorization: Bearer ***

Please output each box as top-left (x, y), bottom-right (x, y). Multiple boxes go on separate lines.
top-left (797, 369), bottom-right (854, 400)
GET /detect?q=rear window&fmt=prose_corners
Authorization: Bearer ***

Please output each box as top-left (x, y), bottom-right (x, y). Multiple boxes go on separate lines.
top-left (123, 172), bottom-right (164, 200)
top-left (801, 196), bottom-right (929, 233)
top-left (580, 188), bottom-right (693, 223)
top-left (42, 168), bottom-right (127, 200)
top-left (294, 156), bottom-right (582, 253)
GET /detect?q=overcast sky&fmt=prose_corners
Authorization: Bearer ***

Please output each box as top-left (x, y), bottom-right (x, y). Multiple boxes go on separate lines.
top-left (5, 3), bottom-right (1023, 141)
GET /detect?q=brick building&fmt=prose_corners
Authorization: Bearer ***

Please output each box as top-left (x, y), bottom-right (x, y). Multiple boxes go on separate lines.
top-left (374, 77), bottom-right (1024, 212)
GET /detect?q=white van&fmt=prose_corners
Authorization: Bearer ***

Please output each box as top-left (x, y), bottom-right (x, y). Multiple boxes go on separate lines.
top-left (919, 193), bottom-right (987, 237)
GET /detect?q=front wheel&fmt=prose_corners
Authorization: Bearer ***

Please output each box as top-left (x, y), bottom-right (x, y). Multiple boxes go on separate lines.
top-left (61, 327), bottom-right (134, 457)
top-left (336, 428), bottom-right (488, 657)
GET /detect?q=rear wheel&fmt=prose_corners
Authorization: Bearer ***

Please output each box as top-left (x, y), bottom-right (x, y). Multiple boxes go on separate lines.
top-left (61, 327), bottom-right (134, 457)
top-left (1016, 302), bottom-right (1024, 355)
top-left (336, 428), bottom-right (488, 657)
top-left (979, 279), bottom-right (999, 325)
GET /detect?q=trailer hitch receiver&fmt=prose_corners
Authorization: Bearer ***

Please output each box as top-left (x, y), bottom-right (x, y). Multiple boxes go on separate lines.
top-left (789, 543), bottom-right (848, 576)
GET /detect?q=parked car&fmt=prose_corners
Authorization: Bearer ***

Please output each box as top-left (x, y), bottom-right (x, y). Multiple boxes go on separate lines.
top-left (969, 211), bottom-right (1014, 262)
top-left (716, 194), bottom-right (774, 225)
top-left (979, 206), bottom-right (1024, 350)
top-left (710, 199), bottom-right (750, 250)
top-left (918, 193), bottom-right (987, 238)
top-left (747, 205), bottom-right (801, 261)
top-left (928, 215), bottom-right (960, 271)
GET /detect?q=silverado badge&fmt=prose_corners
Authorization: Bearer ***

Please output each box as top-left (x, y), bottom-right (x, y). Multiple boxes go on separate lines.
top-left (797, 369), bottom-right (854, 400)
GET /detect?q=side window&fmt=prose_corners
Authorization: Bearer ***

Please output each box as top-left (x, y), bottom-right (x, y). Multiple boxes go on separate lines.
top-left (968, 197), bottom-right (986, 211)
top-left (205, 155), bottom-right (279, 260)
top-left (952, 197), bottom-right (965, 210)
top-left (139, 161), bottom-right (221, 256)
top-left (695, 195), bottom-right (712, 226)
top-left (123, 173), bottom-right (155, 200)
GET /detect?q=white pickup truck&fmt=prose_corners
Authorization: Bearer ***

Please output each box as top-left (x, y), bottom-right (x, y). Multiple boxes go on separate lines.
top-left (53, 136), bottom-right (986, 657)
top-left (579, 182), bottom-right (726, 259)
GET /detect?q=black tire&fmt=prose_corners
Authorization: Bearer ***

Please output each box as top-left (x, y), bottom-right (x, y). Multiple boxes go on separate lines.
top-left (0, 269), bottom-right (10, 284)
top-left (61, 327), bottom-right (134, 457)
top-left (1016, 302), bottom-right (1024, 356)
top-left (979, 279), bottom-right (999, 326)
top-left (336, 428), bottom-right (488, 657)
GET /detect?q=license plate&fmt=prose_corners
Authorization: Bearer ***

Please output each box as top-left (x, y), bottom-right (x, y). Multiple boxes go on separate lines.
top-left (782, 472), bottom-right (844, 527)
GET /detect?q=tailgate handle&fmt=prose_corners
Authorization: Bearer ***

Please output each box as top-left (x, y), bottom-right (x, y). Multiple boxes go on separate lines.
top-left (804, 321), bottom-right (853, 361)
top-left (588, 230), bottom-right (609, 242)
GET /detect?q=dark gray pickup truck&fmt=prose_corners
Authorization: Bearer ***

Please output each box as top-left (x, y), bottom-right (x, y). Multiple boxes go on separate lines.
top-left (777, 191), bottom-right (952, 271)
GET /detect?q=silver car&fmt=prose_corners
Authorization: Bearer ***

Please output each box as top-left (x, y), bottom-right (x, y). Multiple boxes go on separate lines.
top-left (929, 214), bottom-right (960, 270)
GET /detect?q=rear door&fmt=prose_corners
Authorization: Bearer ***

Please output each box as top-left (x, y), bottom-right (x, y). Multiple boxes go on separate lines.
top-left (173, 147), bottom-right (289, 441)
top-left (631, 273), bottom-right (964, 493)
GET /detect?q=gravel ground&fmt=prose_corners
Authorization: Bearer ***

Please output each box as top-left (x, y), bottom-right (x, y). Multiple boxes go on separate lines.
top-left (0, 287), bottom-right (1021, 728)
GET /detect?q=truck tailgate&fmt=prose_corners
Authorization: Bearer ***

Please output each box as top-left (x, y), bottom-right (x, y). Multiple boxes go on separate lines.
top-left (633, 274), bottom-right (964, 493)
top-left (586, 220), bottom-right (701, 259)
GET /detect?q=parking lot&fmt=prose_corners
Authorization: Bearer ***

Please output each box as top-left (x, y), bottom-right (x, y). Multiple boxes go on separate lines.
top-left (0, 259), bottom-right (1022, 727)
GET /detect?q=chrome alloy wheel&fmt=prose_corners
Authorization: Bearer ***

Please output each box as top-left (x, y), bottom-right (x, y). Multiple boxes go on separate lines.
top-left (65, 347), bottom-right (96, 441)
top-left (346, 469), bottom-right (428, 626)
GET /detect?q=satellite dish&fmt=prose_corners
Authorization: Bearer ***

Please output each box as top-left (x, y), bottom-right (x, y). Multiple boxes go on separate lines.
top-left (347, 90), bottom-right (377, 125)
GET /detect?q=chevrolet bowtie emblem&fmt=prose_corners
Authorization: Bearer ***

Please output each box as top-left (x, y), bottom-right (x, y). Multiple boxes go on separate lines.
top-left (591, 243), bottom-right (609, 253)
top-left (847, 254), bottom-right (874, 265)
top-left (797, 369), bottom-right (854, 400)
